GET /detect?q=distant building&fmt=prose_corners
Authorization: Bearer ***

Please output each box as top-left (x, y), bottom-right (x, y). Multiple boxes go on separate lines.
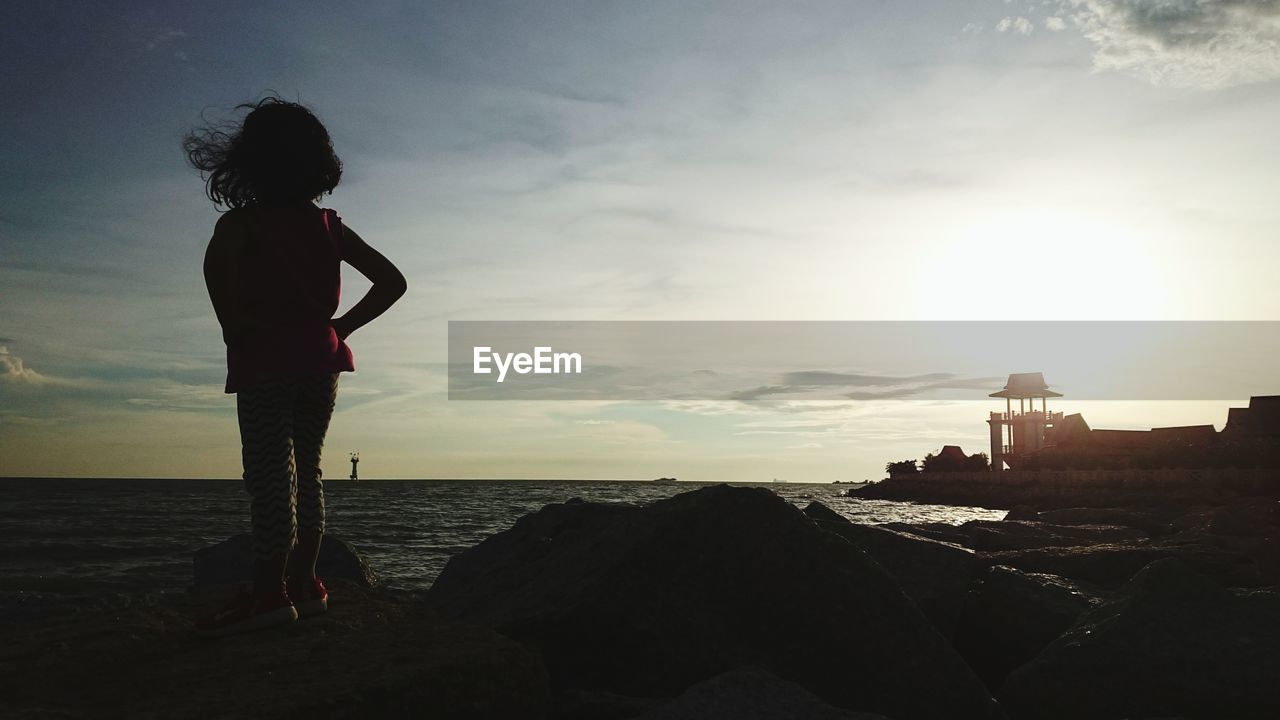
top-left (987, 372), bottom-right (1063, 471)
top-left (1223, 396), bottom-right (1280, 439)
top-left (986, 373), bottom-right (1273, 471)
top-left (922, 444), bottom-right (989, 473)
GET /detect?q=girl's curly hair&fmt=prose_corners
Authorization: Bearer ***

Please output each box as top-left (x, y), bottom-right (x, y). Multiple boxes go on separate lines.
top-left (184, 96), bottom-right (342, 209)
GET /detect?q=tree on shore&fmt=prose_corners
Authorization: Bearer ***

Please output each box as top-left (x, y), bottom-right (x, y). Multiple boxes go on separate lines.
top-left (964, 452), bottom-right (990, 472)
top-left (885, 460), bottom-right (919, 476)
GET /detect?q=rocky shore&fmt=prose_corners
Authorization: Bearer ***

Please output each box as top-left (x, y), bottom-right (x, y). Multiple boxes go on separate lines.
top-left (0, 534), bottom-right (548, 720)
top-left (3, 485), bottom-right (1277, 719)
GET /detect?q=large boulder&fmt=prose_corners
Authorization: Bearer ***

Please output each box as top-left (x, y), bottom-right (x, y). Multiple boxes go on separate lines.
top-left (193, 534), bottom-right (378, 587)
top-left (635, 666), bottom-right (890, 720)
top-left (427, 485), bottom-right (1002, 720)
top-left (952, 566), bottom-right (1101, 691)
top-left (804, 501), bottom-right (984, 637)
top-left (999, 559), bottom-right (1280, 719)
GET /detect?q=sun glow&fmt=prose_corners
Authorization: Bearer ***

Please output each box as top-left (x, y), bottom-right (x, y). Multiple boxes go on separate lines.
top-left (913, 209), bottom-right (1177, 320)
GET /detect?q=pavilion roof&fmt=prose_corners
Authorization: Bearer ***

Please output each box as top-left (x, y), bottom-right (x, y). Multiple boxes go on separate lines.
top-left (989, 372), bottom-right (1063, 399)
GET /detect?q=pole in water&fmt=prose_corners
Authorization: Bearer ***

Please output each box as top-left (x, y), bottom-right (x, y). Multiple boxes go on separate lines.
top-left (349, 451), bottom-right (360, 481)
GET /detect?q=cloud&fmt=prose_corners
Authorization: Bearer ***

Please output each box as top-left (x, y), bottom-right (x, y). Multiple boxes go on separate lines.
top-left (1045, 16), bottom-right (1068, 31)
top-left (0, 346), bottom-right (97, 389)
top-left (729, 385), bottom-right (804, 403)
top-left (124, 380), bottom-right (230, 412)
top-left (844, 375), bottom-right (1002, 400)
top-left (780, 371), bottom-right (954, 387)
top-left (729, 371), bottom-right (1003, 405)
top-left (997, 16), bottom-right (1036, 34)
top-left (1, 346), bottom-right (51, 384)
top-left (1060, 0), bottom-right (1280, 88)
top-left (844, 386), bottom-right (935, 401)
top-left (144, 28), bottom-right (185, 51)
top-left (728, 371), bottom-right (948, 403)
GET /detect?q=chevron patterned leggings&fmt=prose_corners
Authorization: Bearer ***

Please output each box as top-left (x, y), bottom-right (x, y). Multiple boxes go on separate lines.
top-left (236, 373), bottom-right (339, 560)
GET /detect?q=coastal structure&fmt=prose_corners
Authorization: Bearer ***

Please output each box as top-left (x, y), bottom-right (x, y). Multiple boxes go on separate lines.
top-left (862, 374), bottom-right (1280, 507)
top-left (935, 445), bottom-right (968, 466)
top-left (1224, 395), bottom-right (1280, 438)
top-left (349, 452), bottom-right (360, 481)
top-left (916, 445), bottom-right (989, 473)
top-left (987, 373), bottom-right (1280, 471)
top-left (987, 373), bottom-right (1063, 471)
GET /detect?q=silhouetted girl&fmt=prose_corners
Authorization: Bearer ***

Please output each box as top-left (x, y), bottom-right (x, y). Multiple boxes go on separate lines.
top-left (186, 97), bottom-right (406, 636)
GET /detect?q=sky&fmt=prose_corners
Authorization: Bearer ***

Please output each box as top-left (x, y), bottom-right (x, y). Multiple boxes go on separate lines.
top-left (2, 0), bottom-right (1280, 481)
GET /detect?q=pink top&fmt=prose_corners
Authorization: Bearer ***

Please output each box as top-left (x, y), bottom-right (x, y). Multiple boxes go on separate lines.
top-left (224, 205), bottom-right (355, 393)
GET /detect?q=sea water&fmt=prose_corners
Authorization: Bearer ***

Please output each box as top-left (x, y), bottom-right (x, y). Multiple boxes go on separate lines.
top-left (0, 478), bottom-right (1003, 598)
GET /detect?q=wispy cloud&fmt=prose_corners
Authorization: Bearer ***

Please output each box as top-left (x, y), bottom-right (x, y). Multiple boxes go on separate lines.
top-left (997, 16), bottom-right (1036, 35)
top-left (728, 401), bottom-right (985, 447)
top-left (1058, 0), bottom-right (1280, 88)
top-left (729, 371), bottom-right (1002, 405)
top-left (144, 28), bottom-right (186, 51)
top-left (124, 379), bottom-right (230, 412)
top-left (0, 346), bottom-right (73, 386)
top-left (780, 371), bottom-right (954, 387)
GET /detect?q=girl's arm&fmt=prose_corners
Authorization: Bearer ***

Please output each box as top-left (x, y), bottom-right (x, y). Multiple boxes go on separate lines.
top-left (203, 212), bottom-right (250, 345)
top-left (332, 225), bottom-right (407, 340)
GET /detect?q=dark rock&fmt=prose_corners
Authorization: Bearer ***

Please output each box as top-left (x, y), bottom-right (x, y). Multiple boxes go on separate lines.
top-left (1171, 499), bottom-right (1280, 537)
top-left (1002, 505), bottom-right (1040, 522)
top-left (999, 559), bottom-right (1280, 719)
top-left (958, 520), bottom-right (1148, 552)
top-left (953, 566), bottom-right (1101, 691)
top-left (1032, 507), bottom-right (1177, 536)
top-left (982, 543), bottom-right (1188, 588)
top-left (985, 538), bottom-right (1263, 589)
top-left (0, 584), bottom-right (549, 719)
top-left (1157, 501), bottom-right (1280, 587)
top-left (427, 485), bottom-right (1002, 720)
top-left (634, 666), bottom-right (891, 720)
top-left (804, 502), bottom-right (984, 637)
top-left (553, 688), bottom-right (662, 720)
top-left (878, 521), bottom-right (972, 545)
top-left (883, 517), bottom-right (1153, 555)
top-left (193, 534), bottom-right (378, 587)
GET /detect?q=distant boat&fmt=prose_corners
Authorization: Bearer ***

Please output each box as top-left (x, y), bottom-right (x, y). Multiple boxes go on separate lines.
top-left (651, 477), bottom-right (679, 485)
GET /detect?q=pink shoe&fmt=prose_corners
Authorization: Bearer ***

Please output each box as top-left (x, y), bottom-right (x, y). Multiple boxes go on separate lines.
top-left (287, 576), bottom-right (329, 619)
top-left (196, 584), bottom-right (297, 637)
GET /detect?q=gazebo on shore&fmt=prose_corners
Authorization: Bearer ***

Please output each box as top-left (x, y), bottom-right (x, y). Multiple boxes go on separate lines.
top-left (988, 372), bottom-right (1064, 471)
